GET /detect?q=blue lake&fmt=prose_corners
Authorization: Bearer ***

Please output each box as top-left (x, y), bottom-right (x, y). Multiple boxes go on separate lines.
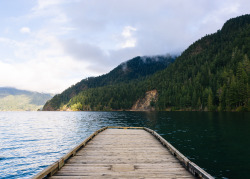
top-left (0, 111), bottom-right (249, 178)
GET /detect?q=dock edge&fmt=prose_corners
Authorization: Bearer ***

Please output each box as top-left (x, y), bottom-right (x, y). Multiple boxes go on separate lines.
top-left (143, 127), bottom-right (214, 179)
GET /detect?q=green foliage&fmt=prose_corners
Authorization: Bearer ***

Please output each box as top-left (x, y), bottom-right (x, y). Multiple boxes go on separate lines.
top-left (0, 95), bottom-right (42, 111)
top-left (0, 87), bottom-right (53, 111)
top-left (70, 102), bottom-right (82, 111)
top-left (44, 14), bottom-right (250, 112)
top-left (67, 80), bottom-right (149, 111)
top-left (43, 55), bottom-right (175, 110)
top-left (207, 91), bottom-right (214, 111)
top-left (146, 14), bottom-right (250, 111)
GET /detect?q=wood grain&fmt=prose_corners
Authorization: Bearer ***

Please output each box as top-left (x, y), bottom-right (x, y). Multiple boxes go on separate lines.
top-left (51, 129), bottom-right (195, 179)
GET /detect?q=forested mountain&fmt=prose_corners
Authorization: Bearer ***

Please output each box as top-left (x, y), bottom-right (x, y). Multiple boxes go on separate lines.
top-left (0, 87), bottom-right (53, 111)
top-left (44, 14), bottom-right (250, 112)
top-left (43, 55), bottom-right (175, 110)
top-left (150, 14), bottom-right (250, 111)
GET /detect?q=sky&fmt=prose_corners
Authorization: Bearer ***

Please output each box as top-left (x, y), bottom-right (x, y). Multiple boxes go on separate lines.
top-left (0, 0), bottom-right (249, 93)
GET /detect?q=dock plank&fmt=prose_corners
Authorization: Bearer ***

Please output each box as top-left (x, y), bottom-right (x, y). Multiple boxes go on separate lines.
top-left (51, 129), bottom-right (195, 178)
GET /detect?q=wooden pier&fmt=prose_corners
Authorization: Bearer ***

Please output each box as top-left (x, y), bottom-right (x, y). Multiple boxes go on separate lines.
top-left (33, 127), bottom-right (214, 179)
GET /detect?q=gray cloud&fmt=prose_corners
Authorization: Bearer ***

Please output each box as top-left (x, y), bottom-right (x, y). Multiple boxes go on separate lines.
top-left (1, 0), bottom-right (249, 93)
top-left (62, 0), bottom-right (250, 64)
top-left (62, 39), bottom-right (107, 63)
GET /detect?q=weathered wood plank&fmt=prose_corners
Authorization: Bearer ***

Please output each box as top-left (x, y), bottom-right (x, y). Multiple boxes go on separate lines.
top-left (63, 163), bottom-right (185, 168)
top-left (51, 129), bottom-right (195, 178)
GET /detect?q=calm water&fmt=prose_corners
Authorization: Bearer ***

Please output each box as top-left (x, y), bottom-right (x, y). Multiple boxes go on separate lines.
top-left (0, 111), bottom-right (249, 179)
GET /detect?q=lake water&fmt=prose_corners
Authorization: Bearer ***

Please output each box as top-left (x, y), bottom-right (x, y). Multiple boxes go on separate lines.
top-left (0, 111), bottom-right (249, 179)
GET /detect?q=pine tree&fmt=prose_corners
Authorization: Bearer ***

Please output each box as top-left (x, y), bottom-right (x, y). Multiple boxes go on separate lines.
top-left (207, 92), bottom-right (214, 111)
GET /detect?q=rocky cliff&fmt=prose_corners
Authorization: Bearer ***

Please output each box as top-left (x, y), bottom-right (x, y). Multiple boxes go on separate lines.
top-left (131, 90), bottom-right (158, 111)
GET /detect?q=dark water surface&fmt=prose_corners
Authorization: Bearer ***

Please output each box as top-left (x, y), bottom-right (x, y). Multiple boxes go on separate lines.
top-left (0, 111), bottom-right (249, 178)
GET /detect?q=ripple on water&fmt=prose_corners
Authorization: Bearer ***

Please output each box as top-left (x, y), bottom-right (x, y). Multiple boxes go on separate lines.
top-left (0, 111), bottom-right (249, 179)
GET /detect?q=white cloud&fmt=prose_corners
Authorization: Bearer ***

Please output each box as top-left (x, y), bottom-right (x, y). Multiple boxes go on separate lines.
top-left (36, 0), bottom-right (66, 10)
top-left (0, 23), bottom-right (90, 93)
top-left (20, 27), bottom-right (31, 34)
top-left (0, 36), bottom-right (94, 93)
top-left (121, 26), bottom-right (137, 48)
top-left (122, 26), bottom-right (136, 38)
top-left (121, 39), bottom-right (137, 48)
top-left (0, 59), bottom-right (83, 94)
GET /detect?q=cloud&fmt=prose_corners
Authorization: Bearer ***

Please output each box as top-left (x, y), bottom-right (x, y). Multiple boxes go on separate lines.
top-left (61, 39), bottom-right (106, 63)
top-left (20, 27), bottom-right (31, 34)
top-left (36, 0), bottom-right (62, 9)
top-left (0, 0), bottom-right (249, 93)
top-left (122, 26), bottom-right (136, 38)
top-left (120, 26), bottom-right (137, 48)
top-left (0, 34), bottom-right (88, 93)
top-left (0, 59), bottom-right (84, 94)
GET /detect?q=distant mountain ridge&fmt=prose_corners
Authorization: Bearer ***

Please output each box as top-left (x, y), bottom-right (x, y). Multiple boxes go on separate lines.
top-left (0, 87), bottom-right (53, 111)
top-left (43, 55), bottom-right (175, 110)
top-left (0, 87), bottom-right (32, 97)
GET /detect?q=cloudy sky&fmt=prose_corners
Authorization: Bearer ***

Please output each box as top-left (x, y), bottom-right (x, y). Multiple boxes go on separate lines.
top-left (0, 0), bottom-right (249, 93)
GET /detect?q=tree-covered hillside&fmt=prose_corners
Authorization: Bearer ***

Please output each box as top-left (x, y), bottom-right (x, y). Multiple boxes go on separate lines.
top-left (150, 14), bottom-right (250, 111)
top-left (43, 55), bottom-right (175, 110)
top-left (44, 14), bottom-right (250, 112)
top-left (0, 87), bottom-right (53, 111)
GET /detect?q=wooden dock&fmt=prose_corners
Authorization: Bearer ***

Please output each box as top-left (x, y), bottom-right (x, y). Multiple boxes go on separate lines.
top-left (33, 127), bottom-right (214, 179)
